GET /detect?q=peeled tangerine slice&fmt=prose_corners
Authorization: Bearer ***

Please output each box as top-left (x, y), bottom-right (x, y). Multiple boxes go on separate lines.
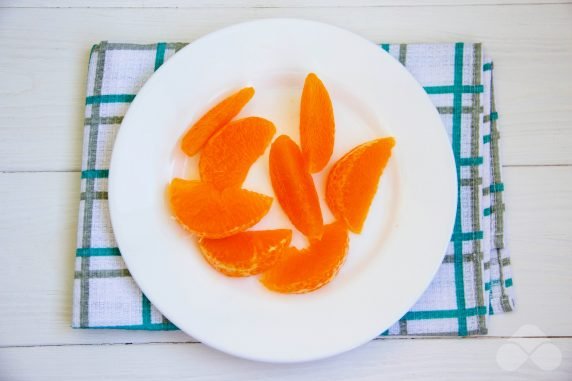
top-left (168, 179), bottom-right (272, 239)
top-left (199, 117), bottom-right (276, 190)
top-left (181, 87), bottom-right (255, 156)
top-left (326, 137), bottom-right (395, 234)
top-left (269, 135), bottom-right (324, 239)
top-left (260, 222), bottom-right (349, 294)
top-left (300, 73), bottom-right (335, 173)
top-left (198, 229), bottom-right (292, 277)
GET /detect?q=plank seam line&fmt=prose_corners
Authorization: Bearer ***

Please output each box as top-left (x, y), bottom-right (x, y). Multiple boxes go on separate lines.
top-left (2, 336), bottom-right (572, 349)
top-left (1, 2), bottom-right (571, 9)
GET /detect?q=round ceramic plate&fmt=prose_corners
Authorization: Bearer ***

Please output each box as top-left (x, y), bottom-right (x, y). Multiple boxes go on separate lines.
top-left (109, 19), bottom-right (457, 363)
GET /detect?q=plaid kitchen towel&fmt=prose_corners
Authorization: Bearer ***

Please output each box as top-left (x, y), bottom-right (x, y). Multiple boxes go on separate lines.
top-left (72, 41), bottom-right (515, 335)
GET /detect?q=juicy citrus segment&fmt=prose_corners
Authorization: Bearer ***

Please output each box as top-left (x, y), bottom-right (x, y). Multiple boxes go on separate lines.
top-left (260, 222), bottom-right (349, 293)
top-left (168, 178), bottom-right (272, 238)
top-left (198, 229), bottom-right (292, 277)
top-left (269, 135), bottom-right (324, 239)
top-left (199, 117), bottom-right (276, 190)
top-left (326, 137), bottom-right (395, 233)
top-left (300, 73), bottom-right (335, 173)
top-left (181, 87), bottom-right (255, 156)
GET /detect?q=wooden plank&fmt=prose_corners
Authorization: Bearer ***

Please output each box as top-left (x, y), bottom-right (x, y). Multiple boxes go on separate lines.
top-left (3, 0), bottom-right (571, 8)
top-left (2, 339), bottom-right (571, 380)
top-left (486, 166), bottom-right (572, 336)
top-left (0, 166), bottom-right (570, 347)
top-left (0, 5), bottom-right (571, 171)
top-left (0, 171), bottom-right (192, 346)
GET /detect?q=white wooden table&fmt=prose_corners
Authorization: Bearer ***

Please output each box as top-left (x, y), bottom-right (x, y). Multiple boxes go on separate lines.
top-left (1, 1), bottom-right (571, 379)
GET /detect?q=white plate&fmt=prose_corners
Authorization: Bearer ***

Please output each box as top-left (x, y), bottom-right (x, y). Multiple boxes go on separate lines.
top-left (109, 19), bottom-right (457, 363)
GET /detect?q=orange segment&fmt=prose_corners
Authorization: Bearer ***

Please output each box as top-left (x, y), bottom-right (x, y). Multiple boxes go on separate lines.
top-left (168, 179), bottom-right (272, 238)
top-left (269, 135), bottom-right (324, 239)
top-left (199, 117), bottom-right (276, 190)
top-left (326, 137), bottom-right (395, 233)
top-left (300, 73), bottom-right (335, 173)
top-left (260, 222), bottom-right (349, 293)
top-left (198, 229), bottom-right (292, 277)
top-left (181, 87), bottom-right (255, 156)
